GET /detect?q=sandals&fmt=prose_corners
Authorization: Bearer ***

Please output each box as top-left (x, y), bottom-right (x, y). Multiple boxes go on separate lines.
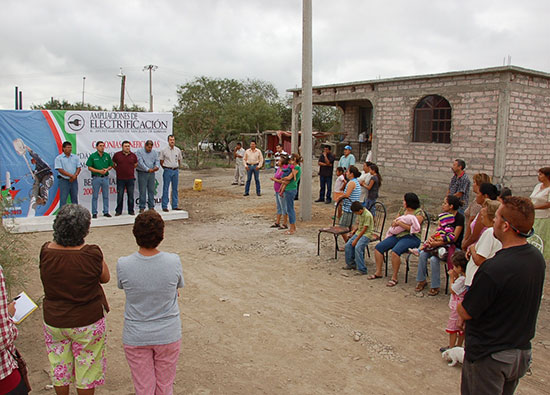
top-left (428, 288), bottom-right (440, 296)
top-left (415, 281), bottom-right (427, 292)
top-left (270, 223), bottom-right (280, 228)
top-left (278, 224), bottom-right (288, 230)
top-left (367, 274), bottom-right (382, 280)
top-left (284, 230), bottom-right (295, 235)
top-left (386, 279), bottom-right (399, 287)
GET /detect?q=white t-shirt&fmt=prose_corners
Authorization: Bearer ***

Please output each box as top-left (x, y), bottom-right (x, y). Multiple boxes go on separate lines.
top-left (334, 174), bottom-right (346, 193)
top-left (465, 227), bottom-right (502, 286)
top-left (530, 183), bottom-right (550, 219)
top-left (358, 171), bottom-right (372, 201)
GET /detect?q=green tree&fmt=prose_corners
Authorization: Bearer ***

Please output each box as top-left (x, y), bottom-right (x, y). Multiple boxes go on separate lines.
top-left (31, 99), bottom-right (105, 111)
top-left (313, 105), bottom-right (341, 132)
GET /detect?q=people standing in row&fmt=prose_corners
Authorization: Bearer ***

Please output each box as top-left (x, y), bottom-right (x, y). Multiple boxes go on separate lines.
top-left (448, 159), bottom-right (471, 214)
top-left (316, 145), bottom-right (335, 204)
top-left (232, 142), bottom-right (246, 186)
top-left (243, 140), bottom-right (264, 197)
top-left (136, 140), bottom-right (160, 213)
top-left (112, 141), bottom-right (138, 216)
top-left (338, 145), bottom-right (355, 171)
top-left (86, 141), bottom-right (113, 219)
top-left (55, 141), bottom-right (81, 207)
top-left (160, 135), bottom-right (183, 212)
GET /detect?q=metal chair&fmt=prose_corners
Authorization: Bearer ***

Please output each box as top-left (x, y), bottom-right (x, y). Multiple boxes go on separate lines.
top-left (528, 233), bottom-right (544, 254)
top-left (401, 209), bottom-right (431, 282)
top-left (366, 201), bottom-right (387, 259)
top-left (317, 198), bottom-right (353, 259)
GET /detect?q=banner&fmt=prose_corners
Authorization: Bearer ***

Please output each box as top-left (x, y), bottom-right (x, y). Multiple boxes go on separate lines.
top-left (0, 110), bottom-right (173, 217)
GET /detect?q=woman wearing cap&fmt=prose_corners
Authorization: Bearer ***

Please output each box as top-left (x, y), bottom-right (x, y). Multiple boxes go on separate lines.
top-left (338, 145), bottom-right (356, 171)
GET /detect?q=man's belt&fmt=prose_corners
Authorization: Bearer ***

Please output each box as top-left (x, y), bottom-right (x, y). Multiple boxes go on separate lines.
top-left (162, 167), bottom-right (178, 170)
top-left (92, 174), bottom-right (107, 177)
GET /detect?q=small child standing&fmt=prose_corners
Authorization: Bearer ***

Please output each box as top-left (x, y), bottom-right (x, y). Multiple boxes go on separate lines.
top-left (333, 167), bottom-right (347, 220)
top-left (441, 250), bottom-right (468, 352)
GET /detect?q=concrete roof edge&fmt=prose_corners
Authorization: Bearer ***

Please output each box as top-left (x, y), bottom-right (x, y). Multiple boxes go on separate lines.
top-left (286, 65), bottom-right (550, 93)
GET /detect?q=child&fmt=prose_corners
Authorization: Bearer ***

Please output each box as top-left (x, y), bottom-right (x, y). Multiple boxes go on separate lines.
top-left (277, 157), bottom-right (295, 197)
top-left (441, 250), bottom-right (468, 352)
top-left (333, 167), bottom-right (347, 220)
top-left (385, 213), bottom-right (421, 238)
top-left (409, 212), bottom-right (455, 257)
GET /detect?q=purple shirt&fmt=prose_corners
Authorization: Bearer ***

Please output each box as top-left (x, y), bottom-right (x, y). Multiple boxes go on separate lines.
top-left (273, 168), bottom-right (283, 193)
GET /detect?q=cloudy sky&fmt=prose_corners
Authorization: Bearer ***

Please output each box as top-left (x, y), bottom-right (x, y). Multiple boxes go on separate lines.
top-left (1, 0), bottom-right (549, 112)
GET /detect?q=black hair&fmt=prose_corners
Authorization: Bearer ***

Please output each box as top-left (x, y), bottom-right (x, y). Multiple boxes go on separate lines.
top-left (445, 194), bottom-right (463, 210)
top-left (351, 201), bottom-right (364, 213)
top-left (369, 163), bottom-right (382, 186)
top-left (62, 141), bottom-right (72, 148)
top-left (250, 140), bottom-right (256, 144)
top-left (122, 140), bottom-right (131, 146)
top-left (336, 166), bottom-right (345, 174)
top-left (499, 187), bottom-right (512, 198)
top-left (455, 159), bottom-right (466, 170)
top-left (404, 192), bottom-right (421, 210)
top-left (451, 250), bottom-right (468, 272)
top-left (479, 183), bottom-right (499, 200)
top-left (167, 134), bottom-right (174, 140)
top-left (348, 165), bottom-right (361, 179)
top-left (95, 140), bottom-right (104, 146)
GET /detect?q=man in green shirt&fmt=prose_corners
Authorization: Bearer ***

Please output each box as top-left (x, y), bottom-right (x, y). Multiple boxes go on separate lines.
top-left (343, 201), bottom-right (374, 274)
top-left (86, 141), bottom-right (113, 218)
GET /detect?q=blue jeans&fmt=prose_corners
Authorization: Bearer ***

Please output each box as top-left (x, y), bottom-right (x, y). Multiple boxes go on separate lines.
top-left (162, 168), bottom-right (179, 209)
top-left (116, 178), bottom-right (135, 214)
top-left (416, 250), bottom-right (442, 288)
top-left (345, 234), bottom-right (370, 273)
top-left (245, 164), bottom-right (260, 194)
top-left (284, 189), bottom-right (298, 224)
top-left (319, 175), bottom-right (332, 201)
top-left (91, 176), bottom-right (109, 215)
top-left (137, 171), bottom-right (156, 209)
top-left (275, 192), bottom-right (287, 215)
top-left (58, 177), bottom-right (78, 207)
top-left (364, 198), bottom-right (377, 216)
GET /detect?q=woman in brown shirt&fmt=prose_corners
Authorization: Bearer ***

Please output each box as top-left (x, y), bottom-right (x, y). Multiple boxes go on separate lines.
top-left (40, 204), bottom-right (109, 395)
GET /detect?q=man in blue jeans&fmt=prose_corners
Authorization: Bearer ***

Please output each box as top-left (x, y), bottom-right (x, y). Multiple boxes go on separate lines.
top-left (136, 140), bottom-right (160, 212)
top-left (343, 201), bottom-right (374, 275)
top-left (54, 141), bottom-right (81, 207)
top-left (243, 140), bottom-right (264, 196)
top-left (86, 141), bottom-right (113, 218)
top-left (160, 135), bottom-right (183, 212)
top-left (316, 145), bottom-right (335, 203)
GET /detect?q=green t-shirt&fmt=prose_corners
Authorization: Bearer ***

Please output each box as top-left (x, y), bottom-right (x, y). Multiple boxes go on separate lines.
top-left (286, 165), bottom-right (301, 190)
top-left (86, 151), bottom-right (113, 176)
top-left (355, 208), bottom-right (374, 239)
top-left (396, 207), bottom-right (423, 239)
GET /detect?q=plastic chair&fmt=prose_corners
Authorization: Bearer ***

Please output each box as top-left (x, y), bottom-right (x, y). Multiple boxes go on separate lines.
top-left (528, 233), bottom-right (544, 254)
top-left (366, 201), bottom-right (387, 259)
top-left (317, 198), bottom-right (353, 259)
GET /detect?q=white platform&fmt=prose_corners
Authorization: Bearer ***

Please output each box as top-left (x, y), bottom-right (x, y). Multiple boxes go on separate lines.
top-left (2, 210), bottom-right (189, 234)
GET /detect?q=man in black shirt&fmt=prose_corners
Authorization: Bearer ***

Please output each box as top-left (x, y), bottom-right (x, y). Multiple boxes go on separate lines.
top-left (316, 145), bottom-right (335, 204)
top-left (458, 196), bottom-right (545, 395)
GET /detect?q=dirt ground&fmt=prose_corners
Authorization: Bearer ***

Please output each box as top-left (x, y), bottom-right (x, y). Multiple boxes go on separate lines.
top-left (14, 167), bottom-right (550, 394)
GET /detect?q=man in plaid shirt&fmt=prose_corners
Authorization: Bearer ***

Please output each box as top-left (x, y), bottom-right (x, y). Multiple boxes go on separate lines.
top-left (448, 158), bottom-right (471, 214)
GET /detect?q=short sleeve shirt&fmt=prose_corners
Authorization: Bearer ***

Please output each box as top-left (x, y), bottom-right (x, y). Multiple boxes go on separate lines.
top-left (338, 154), bottom-right (356, 170)
top-left (449, 172), bottom-right (471, 208)
top-left (159, 146), bottom-right (182, 169)
top-left (54, 153), bottom-right (81, 179)
top-left (465, 227), bottom-right (502, 286)
top-left (86, 151), bottom-right (113, 176)
top-left (395, 208), bottom-right (423, 239)
top-left (356, 209), bottom-right (374, 239)
top-left (286, 165), bottom-right (301, 191)
top-left (113, 151), bottom-right (138, 180)
top-left (318, 153), bottom-right (335, 177)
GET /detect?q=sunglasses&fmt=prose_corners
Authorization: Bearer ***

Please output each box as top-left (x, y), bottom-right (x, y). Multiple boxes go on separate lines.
top-left (500, 215), bottom-right (535, 238)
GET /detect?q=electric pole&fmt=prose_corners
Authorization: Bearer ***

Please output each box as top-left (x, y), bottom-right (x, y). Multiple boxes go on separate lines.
top-left (82, 76), bottom-right (86, 107)
top-left (118, 68), bottom-right (126, 111)
top-left (143, 64), bottom-right (158, 112)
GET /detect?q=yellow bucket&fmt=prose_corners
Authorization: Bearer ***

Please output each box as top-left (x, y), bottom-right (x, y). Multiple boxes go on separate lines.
top-left (193, 179), bottom-right (203, 191)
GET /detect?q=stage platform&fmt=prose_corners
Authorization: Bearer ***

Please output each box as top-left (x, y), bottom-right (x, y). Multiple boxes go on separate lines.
top-left (2, 210), bottom-right (189, 233)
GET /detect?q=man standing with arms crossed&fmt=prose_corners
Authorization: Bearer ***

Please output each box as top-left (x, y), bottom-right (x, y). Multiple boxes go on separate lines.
top-left (232, 142), bottom-right (245, 186)
top-left (160, 135), bottom-right (183, 212)
top-left (316, 145), bottom-right (335, 203)
top-left (136, 140), bottom-right (160, 213)
top-left (458, 196), bottom-right (545, 395)
top-left (243, 140), bottom-right (264, 197)
top-left (54, 141), bottom-right (81, 207)
top-left (113, 140), bottom-right (138, 216)
top-left (86, 141), bottom-right (113, 218)
top-left (448, 158), bottom-right (471, 214)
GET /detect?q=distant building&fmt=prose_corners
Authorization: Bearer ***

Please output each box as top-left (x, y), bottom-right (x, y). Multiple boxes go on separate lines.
top-left (289, 66), bottom-right (550, 196)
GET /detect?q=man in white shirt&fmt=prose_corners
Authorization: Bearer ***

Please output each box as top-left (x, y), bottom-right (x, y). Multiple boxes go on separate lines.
top-left (232, 142), bottom-right (246, 186)
top-left (273, 143), bottom-right (287, 171)
top-left (243, 140), bottom-right (264, 196)
top-left (159, 135), bottom-right (183, 212)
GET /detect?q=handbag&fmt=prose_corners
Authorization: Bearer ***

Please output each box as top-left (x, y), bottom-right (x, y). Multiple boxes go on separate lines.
top-left (9, 348), bottom-right (31, 392)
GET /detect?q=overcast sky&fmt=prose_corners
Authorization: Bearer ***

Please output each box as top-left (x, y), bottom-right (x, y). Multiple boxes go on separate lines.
top-left (1, 0), bottom-right (549, 112)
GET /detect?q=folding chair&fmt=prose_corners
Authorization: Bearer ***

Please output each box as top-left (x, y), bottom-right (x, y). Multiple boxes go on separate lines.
top-left (317, 198), bottom-right (353, 259)
top-left (400, 209), bottom-right (430, 282)
top-left (366, 201), bottom-right (387, 259)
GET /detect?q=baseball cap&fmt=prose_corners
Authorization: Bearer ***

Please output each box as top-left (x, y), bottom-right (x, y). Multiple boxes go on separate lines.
top-left (344, 145), bottom-right (352, 150)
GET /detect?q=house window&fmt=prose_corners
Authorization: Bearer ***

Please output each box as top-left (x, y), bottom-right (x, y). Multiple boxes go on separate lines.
top-left (413, 95), bottom-right (451, 143)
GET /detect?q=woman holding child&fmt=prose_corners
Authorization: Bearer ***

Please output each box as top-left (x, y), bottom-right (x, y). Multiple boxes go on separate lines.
top-left (372, 192), bottom-right (424, 287)
top-left (280, 153), bottom-right (302, 235)
top-left (269, 155), bottom-right (289, 230)
top-left (415, 194), bottom-right (465, 296)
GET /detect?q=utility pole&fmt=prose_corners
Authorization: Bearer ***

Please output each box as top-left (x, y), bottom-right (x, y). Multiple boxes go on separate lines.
top-left (118, 68), bottom-right (126, 111)
top-left (143, 64), bottom-right (158, 112)
top-left (300, 0), bottom-right (313, 221)
top-left (15, 86), bottom-right (18, 109)
top-left (82, 76), bottom-right (86, 106)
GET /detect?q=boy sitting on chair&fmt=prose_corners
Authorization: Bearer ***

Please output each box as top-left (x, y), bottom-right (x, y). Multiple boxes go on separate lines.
top-left (342, 201), bottom-right (374, 275)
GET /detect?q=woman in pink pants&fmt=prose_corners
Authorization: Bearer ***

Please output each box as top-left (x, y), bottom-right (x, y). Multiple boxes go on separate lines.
top-left (117, 210), bottom-right (184, 395)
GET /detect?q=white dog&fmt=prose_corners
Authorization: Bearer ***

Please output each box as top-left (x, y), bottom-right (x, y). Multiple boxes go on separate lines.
top-left (442, 347), bottom-right (465, 366)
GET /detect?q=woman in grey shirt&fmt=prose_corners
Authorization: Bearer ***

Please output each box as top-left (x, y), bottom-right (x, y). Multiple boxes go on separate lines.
top-left (117, 210), bottom-right (184, 395)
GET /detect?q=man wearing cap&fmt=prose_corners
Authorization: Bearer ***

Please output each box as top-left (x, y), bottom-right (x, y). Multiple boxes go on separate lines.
top-left (338, 145), bottom-right (356, 171)
top-left (86, 141), bottom-right (113, 218)
top-left (136, 140), bottom-right (160, 213)
top-left (160, 134), bottom-right (183, 212)
top-left (458, 196), bottom-right (545, 395)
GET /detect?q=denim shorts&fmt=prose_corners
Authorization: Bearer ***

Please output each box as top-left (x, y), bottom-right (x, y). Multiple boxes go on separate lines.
top-left (375, 234), bottom-right (421, 256)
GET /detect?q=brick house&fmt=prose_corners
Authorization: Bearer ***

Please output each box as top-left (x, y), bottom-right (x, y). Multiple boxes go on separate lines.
top-left (288, 66), bottom-right (550, 196)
